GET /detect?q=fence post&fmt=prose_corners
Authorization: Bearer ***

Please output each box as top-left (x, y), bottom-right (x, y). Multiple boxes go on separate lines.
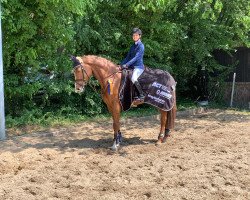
top-left (230, 73), bottom-right (236, 107)
top-left (0, 3), bottom-right (6, 140)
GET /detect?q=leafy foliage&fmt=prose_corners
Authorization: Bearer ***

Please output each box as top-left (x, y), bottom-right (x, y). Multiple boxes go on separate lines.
top-left (1, 0), bottom-right (249, 123)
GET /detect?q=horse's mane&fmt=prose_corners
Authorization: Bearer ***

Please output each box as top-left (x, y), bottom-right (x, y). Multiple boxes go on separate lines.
top-left (84, 55), bottom-right (118, 69)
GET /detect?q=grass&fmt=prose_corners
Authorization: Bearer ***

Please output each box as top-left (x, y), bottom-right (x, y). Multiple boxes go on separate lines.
top-left (6, 105), bottom-right (159, 128)
top-left (5, 98), bottom-right (249, 135)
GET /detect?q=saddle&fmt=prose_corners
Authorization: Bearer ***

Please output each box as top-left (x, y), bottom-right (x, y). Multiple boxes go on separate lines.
top-left (119, 67), bottom-right (176, 111)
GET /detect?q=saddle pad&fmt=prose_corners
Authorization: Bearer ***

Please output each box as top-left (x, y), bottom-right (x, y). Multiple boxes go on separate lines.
top-left (119, 67), bottom-right (176, 111)
top-left (139, 67), bottom-right (176, 111)
top-left (119, 70), bottom-right (133, 111)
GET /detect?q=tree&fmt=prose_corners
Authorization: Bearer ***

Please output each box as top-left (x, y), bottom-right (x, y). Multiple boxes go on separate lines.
top-left (1, 0), bottom-right (249, 119)
top-left (1, 0), bottom-right (94, 115)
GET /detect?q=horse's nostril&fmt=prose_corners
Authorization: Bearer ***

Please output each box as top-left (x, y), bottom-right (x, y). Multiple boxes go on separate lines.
top-left (75, 87), bottom-right (84, 93)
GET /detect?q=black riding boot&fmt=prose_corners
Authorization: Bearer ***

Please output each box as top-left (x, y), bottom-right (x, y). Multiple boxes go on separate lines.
top-left (134, 81), bottom-right (145, 100)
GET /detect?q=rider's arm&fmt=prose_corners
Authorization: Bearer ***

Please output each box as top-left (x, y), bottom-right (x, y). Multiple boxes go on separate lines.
top-left (121, 46), bottom-right (132, 65)
top-left (125, 44), bottom-right (144, 67)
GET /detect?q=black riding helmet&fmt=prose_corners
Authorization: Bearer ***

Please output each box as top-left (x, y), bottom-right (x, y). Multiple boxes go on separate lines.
top-left (132, 28), bottom-right (142, 35)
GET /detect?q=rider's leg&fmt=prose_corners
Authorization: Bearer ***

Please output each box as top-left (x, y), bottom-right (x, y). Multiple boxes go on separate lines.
top-left (131, 68), bottom-right (144, 100)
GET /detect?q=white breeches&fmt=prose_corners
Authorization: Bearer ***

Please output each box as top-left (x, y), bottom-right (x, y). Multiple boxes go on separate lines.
top-left (131, 68), bottom-right (144, 83)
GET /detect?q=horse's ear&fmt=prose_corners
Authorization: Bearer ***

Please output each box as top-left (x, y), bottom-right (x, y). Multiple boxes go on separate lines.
top-left (70, 55), bottom-right (81, 68)
top-left (70, 55), bottom-right (76, 61)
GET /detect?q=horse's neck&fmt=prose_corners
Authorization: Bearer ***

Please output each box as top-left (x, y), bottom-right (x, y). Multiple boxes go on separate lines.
top-left (85, 56), bottom-right (117, 88)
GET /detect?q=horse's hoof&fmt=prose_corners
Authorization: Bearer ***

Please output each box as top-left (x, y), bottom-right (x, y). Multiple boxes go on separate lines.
top-left (155, 138), bottom-right (163, 146)
top-left (162, 134), bottom-right (170, 143)
top-left (110, 142), bottom-right (120, 151)
top-left (156, 133), bottom-right (164, 145)
top-left (111, 146), bottom-right (118, 151)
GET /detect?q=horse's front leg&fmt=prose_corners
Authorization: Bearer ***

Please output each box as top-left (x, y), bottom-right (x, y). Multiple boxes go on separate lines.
top-left (107, 99), bottom-right (122, 150)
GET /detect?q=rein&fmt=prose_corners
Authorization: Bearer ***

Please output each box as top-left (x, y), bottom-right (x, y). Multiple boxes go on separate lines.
top-left (103, 69), bottom-right (122, 80)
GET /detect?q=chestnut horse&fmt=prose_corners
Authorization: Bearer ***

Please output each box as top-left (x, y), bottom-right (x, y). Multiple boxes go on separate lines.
top-left (71, 55), bottom-right (176, 150)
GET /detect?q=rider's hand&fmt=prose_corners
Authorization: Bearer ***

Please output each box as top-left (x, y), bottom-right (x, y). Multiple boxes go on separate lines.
top-left (122, 64), bottom-right (127, 69)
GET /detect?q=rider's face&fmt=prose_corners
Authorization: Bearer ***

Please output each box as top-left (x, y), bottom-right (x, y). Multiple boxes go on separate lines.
top-left (132, 33), bottom-right (141, 42)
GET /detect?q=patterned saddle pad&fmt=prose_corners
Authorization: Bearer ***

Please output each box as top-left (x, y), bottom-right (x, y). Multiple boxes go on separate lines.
top-left (119, 67), bottom-right (176, 111)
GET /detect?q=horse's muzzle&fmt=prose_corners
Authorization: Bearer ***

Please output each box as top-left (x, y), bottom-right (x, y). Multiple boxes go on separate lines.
top-left (75, 87), bottom-right (85, 93)
top-left (75, 83), bottom-right (85, 93)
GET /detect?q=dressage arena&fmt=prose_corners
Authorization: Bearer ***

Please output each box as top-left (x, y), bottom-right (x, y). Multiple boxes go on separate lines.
top-left (0, 109), bottom-right (249, 200)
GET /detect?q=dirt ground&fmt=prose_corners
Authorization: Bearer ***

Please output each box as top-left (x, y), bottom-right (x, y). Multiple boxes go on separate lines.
top-left (0, 109), bottom-right (249, 200)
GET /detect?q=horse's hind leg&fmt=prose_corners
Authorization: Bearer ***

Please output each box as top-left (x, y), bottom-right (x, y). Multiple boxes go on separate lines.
top-left (162, 108), bottom-right (176, 143)
top-left (157, 102), bottom-right (177, 144)
top-left (156, 110), bottom-right (167, 144)
top-left (162, 100), bottom-right (177, 143)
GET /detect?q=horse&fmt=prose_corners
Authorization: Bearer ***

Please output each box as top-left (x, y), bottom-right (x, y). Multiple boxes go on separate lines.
top-left (71, 55), bottom-right (176, 150)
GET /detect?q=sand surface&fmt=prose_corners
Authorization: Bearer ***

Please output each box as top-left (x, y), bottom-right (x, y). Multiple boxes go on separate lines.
top-left (0, 109), bottom-right (249, 200)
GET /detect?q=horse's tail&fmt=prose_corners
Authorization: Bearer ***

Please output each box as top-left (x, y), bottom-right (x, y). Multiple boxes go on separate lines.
top-left (167, 92), bottom-right (177, 129)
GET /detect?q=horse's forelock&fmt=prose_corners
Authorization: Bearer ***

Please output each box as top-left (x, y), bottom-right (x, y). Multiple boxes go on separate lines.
top-left (70, 55), bottom-right (82, 68)
top-left (76, 56), bottom-right (83, 63)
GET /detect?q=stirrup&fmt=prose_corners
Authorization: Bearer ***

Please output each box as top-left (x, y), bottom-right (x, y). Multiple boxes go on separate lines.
top-left (132, 98), bottom-right (144, 107)
top-left (134, 96), bottom-right (144, 100)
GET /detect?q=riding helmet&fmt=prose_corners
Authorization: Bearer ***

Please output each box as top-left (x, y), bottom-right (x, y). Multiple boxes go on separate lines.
top-left (132, 28), bottom-right (142, 35)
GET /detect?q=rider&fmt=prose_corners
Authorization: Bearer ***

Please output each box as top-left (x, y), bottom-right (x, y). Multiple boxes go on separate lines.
top-left (121, 27), bottom-right (145, 100)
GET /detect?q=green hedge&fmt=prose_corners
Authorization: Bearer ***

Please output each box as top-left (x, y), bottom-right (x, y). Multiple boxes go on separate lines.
top-left (2, 0), bottom-right (249, 119)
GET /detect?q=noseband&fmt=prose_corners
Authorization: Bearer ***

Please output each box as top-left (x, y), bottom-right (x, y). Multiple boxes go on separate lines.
top-left (73, 63), bottom-right (90, 88)
top-left (73, 62), bottom-right (99, 93)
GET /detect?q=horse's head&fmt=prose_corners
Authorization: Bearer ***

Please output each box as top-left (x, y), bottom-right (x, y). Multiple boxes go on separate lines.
top-left (70, 55), bottom-right (92, 93)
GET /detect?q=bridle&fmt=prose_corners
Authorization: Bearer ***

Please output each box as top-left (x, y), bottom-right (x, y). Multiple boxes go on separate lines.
top-left (72, 57), bottom-right (122, 94)
top-left (74, 64), bottom-right (89, 87)
top-left (73, 62), bottom-right (99, 93)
